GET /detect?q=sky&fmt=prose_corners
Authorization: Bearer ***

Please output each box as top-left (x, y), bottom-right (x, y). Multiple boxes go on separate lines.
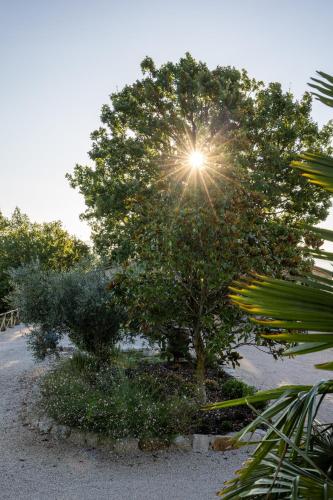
top-left (1, 0), bottom-right (333, 243)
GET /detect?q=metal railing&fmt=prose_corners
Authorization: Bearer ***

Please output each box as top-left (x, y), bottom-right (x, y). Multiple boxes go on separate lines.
top-left (0, 309), bottom-right (20, 331)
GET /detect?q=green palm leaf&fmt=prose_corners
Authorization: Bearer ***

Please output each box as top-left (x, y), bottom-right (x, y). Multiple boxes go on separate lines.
top-left (215, 381), bottom-right (333, 498)
top-left (221, 453), bottom-right (333, 499)
top-left (308, 71), bottom-right (333, 107)
top-left (291, 152), bottom-right (333, 192)
top-left (230, 275), bottom-right (333, 347)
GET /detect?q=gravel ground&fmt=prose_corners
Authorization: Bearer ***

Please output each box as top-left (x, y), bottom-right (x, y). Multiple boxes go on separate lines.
top-left (2, 326), bottom-right (333, 499)
top-left (0, 325), bottom-right (249, 500)
top-left (228, 345), bottom-right (333, 421)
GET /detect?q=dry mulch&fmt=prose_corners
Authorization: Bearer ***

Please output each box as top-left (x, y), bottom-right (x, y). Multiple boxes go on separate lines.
top-left (129, 361), bottom-right (256, 435)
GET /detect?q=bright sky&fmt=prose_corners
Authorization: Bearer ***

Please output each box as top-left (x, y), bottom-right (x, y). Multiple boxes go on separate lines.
top-left (1, 0), bottom-right (333, 242)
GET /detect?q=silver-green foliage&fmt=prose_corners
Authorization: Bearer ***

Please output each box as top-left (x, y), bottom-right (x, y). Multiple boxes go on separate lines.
top-left (9, 262), bottom-right (123, 359)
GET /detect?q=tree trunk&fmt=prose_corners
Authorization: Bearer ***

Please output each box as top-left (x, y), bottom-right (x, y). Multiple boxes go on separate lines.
top-left (194, 329), bottom-right (207, 403)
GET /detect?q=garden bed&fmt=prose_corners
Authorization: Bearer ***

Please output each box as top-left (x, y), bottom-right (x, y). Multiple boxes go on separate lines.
top-left (38, 351), bottom-right (257, 443)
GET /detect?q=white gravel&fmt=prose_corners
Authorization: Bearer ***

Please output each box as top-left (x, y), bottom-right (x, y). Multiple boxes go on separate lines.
top-left (2, 326), bottom-right (333, 499)
top-left (0, 325), bottom-right (249, 500)
top-left (228, 345), bottom-right (333, 421)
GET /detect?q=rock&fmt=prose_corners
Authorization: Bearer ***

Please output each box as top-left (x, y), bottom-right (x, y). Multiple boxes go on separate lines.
top-left (85, 432), bottom-right (101, 448)
top-left (30, 418), bottom-right (40, 429)
top-left (68, 429), bottom-right (86, 447)
top-left (192, 434), bottom-right (211, 453)
top-left (210, 435), bottom-right (236, 452)
top-left (38, 416), bottom-right (54, 434)
top-left (31, 384), bottom-right (41, 399)
top-left (172, 435), bottom-right (192, 450)
top-left (51, 425), bottom-right (71, 439)
top-left (113, 438), bottom-right (139, 454)
top-left (68, 430), bottom-right (115, 450)
top-left (138, 437), bottom-right (169, 452)
top-left (99, 436), bottom-right (115, 451)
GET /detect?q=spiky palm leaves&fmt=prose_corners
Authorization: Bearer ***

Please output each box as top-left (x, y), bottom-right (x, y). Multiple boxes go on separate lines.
top-left (206, 72), bottom-right (333, 498)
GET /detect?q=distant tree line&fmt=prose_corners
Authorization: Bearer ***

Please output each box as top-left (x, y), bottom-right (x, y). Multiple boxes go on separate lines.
top-left (0, 207), bottom-right (89, 312)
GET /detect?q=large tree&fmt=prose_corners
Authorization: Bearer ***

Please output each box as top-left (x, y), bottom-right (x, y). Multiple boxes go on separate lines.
top-left (68, 55), bottom-right (332, 396)
top-left (0, 207), bottom-right (89, 311)
top-left (116, 178), bottom-right (310, 399)
top-left (205, 71), bottom-right (333, 500)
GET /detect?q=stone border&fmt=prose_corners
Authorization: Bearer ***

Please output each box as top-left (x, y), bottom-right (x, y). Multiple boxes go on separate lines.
top-left (22, 375), bottom-right (266, 454)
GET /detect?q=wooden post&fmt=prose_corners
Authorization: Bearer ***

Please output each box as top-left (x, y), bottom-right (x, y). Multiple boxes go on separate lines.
top-left (0, 309), bottom-right (19, 332)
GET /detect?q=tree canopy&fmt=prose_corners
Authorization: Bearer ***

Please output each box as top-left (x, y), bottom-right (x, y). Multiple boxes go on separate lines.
top-left (0, 207), bottom-right (89, 311)
top-left (68, 53), bottom-right (333, 259)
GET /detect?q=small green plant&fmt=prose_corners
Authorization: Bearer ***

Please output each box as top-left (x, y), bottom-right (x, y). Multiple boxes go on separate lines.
top-left (222, 378), bottom-right (255, 399)
top-left (220, 420), bottom-right (233, 433)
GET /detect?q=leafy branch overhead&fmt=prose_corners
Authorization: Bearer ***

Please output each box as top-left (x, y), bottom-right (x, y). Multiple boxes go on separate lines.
top-left (309, 71), bottom-right (333, 108)
top-left (230, 274), bottom-right (333, 359)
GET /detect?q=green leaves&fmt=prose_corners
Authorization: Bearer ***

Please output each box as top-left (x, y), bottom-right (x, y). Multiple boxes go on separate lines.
top-left (230, 272), bottom-right (333, 359)
top-left (221, 453), bottom-right (333, 499)
top-left (0, 208), bottom-right (89, 312)
top-left (309, 71), bottom-right (333, 108)
top-left (204, 385), bottom-right (314, 411)
top-left (231, 273), bottom-right (333, 324)
top-left (292, 152), bottom-right (333, 193)
top-left (69, 55), bottom-right (333, 259)
top-left (209, 72), bottom-right (333, 498)
top-left (9, 263), bottom-right (122, 360)
top-left (214, 381), bottom-right (333, 498)
top-left (289, 73), bottom-right (333, 192)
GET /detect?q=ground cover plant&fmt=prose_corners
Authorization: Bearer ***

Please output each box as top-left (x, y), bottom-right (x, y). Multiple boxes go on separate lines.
top-left (40, 350), bottom-right (256, 441)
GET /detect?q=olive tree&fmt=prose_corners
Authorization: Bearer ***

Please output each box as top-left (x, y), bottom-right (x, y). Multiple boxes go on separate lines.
top-left (9, 262), bottom-right (123, 360)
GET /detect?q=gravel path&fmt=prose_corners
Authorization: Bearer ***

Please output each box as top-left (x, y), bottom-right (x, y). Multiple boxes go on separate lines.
top-left (0, 325), bottom-right (249, 500)
top-left (229, 345), bottom-right (333, 421)
top-left (2, 326), bottom-right (333, 499)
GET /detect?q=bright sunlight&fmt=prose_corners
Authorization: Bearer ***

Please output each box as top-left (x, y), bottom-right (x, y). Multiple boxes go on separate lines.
top-left (188, 150), bottom-right (205, 169)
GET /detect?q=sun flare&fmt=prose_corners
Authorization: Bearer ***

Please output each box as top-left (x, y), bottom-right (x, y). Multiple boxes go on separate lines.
top-left (188, 150), bottom-right (205, 169)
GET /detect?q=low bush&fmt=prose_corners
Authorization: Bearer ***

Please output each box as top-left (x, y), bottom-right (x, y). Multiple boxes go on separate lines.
top-left (40, 354), bottom-right (199, 440)
top-left (9, 262), bottom-right (123, 360)
top-left (40, 353), bottom-right (258, 440)
top-left (222, 378), bottom-right (256, 399)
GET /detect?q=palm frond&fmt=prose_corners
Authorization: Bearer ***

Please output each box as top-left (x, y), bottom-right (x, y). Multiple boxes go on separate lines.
top-left (215, 381), bottom-right (333, 498)
top-left (231, 274), bottom-right (333, 358)
top-left (308, 226), bottom-right (333, 243)
top-left (309, 71), bottom-right (333, 107)
top-left (221, 453), bottom-right (333, 499)
top-left (291, 152), bottom-right (333, 192)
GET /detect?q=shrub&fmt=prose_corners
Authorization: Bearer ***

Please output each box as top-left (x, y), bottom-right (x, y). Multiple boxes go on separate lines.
top-left (40, 355), bottom-right (199, 440)
top-left (9, 263), bottom-right (124, 360)
top-left (222, 378), bottom-right (256, 399)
